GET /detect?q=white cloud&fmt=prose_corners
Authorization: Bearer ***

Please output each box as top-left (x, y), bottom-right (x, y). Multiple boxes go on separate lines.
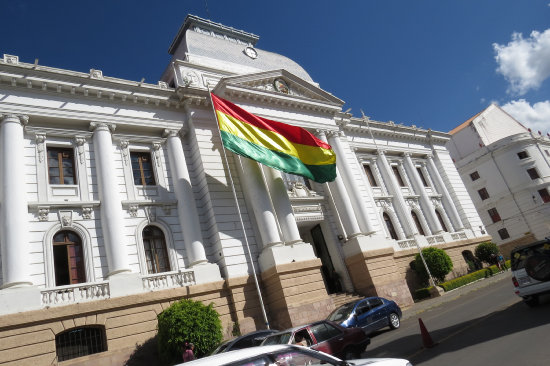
top-left (493, 29), bottom-right (550, 95)
top-left (501, 99), bottom-right (550, 133)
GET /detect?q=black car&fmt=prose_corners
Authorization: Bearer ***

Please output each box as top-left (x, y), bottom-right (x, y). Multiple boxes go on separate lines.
top-left (211, 329), bottom-right (279, 354)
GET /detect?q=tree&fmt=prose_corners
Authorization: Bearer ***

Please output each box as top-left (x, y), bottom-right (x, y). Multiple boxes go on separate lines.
top-left (475, 242), bottom-right (499, 265)
top-left (413, 247), bottom-right (453, 283)
top-left (157, 299), bottom-right (223, 364)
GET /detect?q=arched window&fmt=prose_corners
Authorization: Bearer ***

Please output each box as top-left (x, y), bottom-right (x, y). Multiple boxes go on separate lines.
top-left (383, 213), bottom-right (399, 240)
top-left (143, 226), bottom-right (170, 274)
top-left (435, 210), bottom-right (448, 232)
top-left (53, 231), bottom-right (85, 286)
top-left (56, 326), bottom-right (106, 361)
top-left (411, 211), bottom-right (425, 236)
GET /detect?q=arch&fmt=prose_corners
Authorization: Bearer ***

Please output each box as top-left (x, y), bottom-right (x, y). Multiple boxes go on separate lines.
top-left (411, 210), bottom-right (426, 236)
top-left (382, 212), bottom-right (399, 240)
top-left (135, 219), bottom-right (178, 274)
top-left (43, 222), bottom-right (95, 287)
top-left (435, 207), bottom-right (452, 232)
top-left (55, 325), bottom-right (106, 361)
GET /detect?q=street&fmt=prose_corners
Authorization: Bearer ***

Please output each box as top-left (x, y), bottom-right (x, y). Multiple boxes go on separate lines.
top-left (364, 272), bottom-right (550, 365)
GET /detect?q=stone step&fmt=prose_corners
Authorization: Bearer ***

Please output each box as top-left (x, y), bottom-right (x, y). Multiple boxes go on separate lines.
top-left (329, 292), bottom-right (364, 308)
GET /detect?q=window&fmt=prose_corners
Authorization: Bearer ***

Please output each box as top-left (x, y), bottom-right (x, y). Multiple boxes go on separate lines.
top-left (416, 167), bottom-right (429, 187)
top-left (369, 297), bottom-right (383, 309)
top-left (143, 226), bottom-right (170, 274)
top-left (498, 228), bottom-right (510, 240)
top-left (517, 151), bottom-right (529, 159)
top-left (309, 322), bottom-right (341, 343)
top-left (478, 187), bottom-right (490, 200)
top-left (392, 166), bottom-right (406, 187)
top-left (539, 188), bottom-right (550, 203)
top-left (527, 168), bottom-right (540, 180)
top-left (488, 208), bottom-right (501, 223)
top-left (546, 150), bottom-right (550, 157)
top-left (435, 210), bottom-right (448, 232)
top-left (383, 213), bottom-right (399, 240)
top-left (55, 326), bottom-right (106, 361)
top-left (131, 151), bottom-right (156, 186)
top-left (411, 211), bottom-right (425, 236)
top-left (48, 147), bottom-right (77, 185)
top-left (470, 171), bottom-right (480, 181)
top-left (53, 231), bottom-right (85, 286)
top-left (364, 164), bottom-right (378, 187)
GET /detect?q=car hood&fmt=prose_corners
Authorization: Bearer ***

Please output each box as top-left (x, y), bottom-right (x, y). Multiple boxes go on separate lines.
top-left (346, 357), bottom-right (410, 365)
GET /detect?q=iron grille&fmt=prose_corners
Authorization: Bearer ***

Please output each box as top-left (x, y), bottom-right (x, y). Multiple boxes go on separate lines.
top-left (55, 326), bottom-right (107, 361)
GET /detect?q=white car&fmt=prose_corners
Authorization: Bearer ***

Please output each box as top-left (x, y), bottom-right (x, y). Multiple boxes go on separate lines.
top-left (511, 238), bottom-right (550, 306)
top-left (176, 344), bottom-right (412, 366)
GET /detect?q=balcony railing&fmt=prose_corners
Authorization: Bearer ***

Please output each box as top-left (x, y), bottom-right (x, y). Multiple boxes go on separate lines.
top-left (426, 234), bottom-right (445, 245)
top-left (397, 239), bottom-right (417, 249)
top-left (41, 281), bottom-right (110, 307)
top-left (142, 270), bottom-right (196, 290)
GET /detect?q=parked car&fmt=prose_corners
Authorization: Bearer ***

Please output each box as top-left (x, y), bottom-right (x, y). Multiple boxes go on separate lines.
top-left (260, 320), bottom-right (370, 360)
top-left (327, 296), bottom-right (402, 334)
top-left (176, 344), bottom-right (412, 366)
top-left (211, 329), bottom-right (279, 354)
top-left (511, 238), bottom-right (550, 306)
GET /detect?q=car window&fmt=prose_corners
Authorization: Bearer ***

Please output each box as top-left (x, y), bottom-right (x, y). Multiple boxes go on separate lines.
top-left (369, 298), bottom-right (383, 309)
top-left (327, 302), bottom-right (356, 321)
top-left (262, 332), bottom-right (292, 345)
top-left (224, 355), bottom-right (271, 366)
top-left (231, 335), bottom-right (255, 350)
top-left (512, 242), bottom-right (550, 270)
top-left (309, 323), bottom-right (341, 343)
top-left (355, 300), bottom-right (370, 315)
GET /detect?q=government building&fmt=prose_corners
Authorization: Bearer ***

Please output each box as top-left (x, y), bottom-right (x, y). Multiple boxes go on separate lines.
top-left (0, 15), bottom-right (489, 365)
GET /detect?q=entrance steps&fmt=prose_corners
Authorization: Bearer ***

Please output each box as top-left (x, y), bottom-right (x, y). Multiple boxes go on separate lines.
top-left (329, 292), bottom-right (364, 308)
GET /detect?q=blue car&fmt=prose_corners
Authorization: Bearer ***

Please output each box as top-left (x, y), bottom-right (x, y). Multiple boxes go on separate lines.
top-left (327, 297), bottom-right (402, 334)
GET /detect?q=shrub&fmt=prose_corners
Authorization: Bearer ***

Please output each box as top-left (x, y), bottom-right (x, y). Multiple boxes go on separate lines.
top-left (439, 261), bottom-right (508, 291)
top-left (413, 247), bottom-right (453, 283)
top-left (157, 299), bottom-right (223, 364)
top-left (475, 242), bottom-right (499, 265)
top-left (414, 287), bottom-right (433, 301)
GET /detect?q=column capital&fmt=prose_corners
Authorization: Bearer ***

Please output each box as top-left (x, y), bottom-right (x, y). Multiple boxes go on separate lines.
top-left (163, 128), bottom-right (186, 139)
top-left (402, 151), bottom-right (412, 158)
top-left (377, 149), bottom-right (387, 156)
top-left (1, 114), bottom-right (28, 126)
top-left (89, 122), bottom-right (115, 133)
top-left (326, 130), bottom-right (341, 139)
top-left (426, 153), bottom-right (434, 159)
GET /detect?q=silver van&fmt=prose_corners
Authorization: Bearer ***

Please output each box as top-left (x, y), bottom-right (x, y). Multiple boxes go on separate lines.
top-left (511, 238), bottom-right (550, 306)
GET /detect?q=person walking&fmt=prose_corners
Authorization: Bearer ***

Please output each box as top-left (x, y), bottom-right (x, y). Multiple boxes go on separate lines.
top-left (182, 342), bottom-right (195, 363)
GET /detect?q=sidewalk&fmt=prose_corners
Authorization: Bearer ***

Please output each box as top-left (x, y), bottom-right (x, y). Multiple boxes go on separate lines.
top-left (401, 269), bottom-right (512, 321)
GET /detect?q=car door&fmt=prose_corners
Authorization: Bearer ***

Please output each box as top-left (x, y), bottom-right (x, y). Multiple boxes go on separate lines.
top-left (367, 297), bottom-right (387, 330)
top-left (354, 300), bottom-right (372, 331)
top-left (308, 322), bottom-right (346, 357)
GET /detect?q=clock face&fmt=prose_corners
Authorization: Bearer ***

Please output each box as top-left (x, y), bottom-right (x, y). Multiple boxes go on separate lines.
top-left (244, 46), bottom-right (257, 59)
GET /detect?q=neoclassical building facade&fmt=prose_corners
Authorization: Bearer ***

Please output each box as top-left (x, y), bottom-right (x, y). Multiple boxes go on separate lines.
top-left (0, 15), bottom-right (489, 365)
top-left (448, 104), bottom-right (550, 255)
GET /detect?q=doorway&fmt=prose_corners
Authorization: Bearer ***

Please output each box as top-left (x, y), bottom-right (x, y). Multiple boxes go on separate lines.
top-left (310, 225), bottom-right (342, 294)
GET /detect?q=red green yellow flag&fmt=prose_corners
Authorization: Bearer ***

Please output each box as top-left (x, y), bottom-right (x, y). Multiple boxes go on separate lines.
top-left (211, 93), bottom-right (336, 183)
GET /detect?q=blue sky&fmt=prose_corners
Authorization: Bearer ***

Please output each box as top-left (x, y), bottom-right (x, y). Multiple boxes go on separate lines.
top-left (2, 1), bottom-right (549, 134)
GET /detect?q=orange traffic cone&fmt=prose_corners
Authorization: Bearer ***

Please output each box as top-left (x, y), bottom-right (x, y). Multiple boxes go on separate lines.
top-left (418, 318), bottom-right (437, 348)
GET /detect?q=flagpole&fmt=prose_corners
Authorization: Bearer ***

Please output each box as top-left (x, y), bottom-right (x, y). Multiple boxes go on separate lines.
top-left (207, 89), bottom-right (271, 329)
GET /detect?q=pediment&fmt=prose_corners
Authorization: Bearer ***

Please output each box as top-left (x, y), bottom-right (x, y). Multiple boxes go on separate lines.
top-left (213, 69), bottom-right (344, 109)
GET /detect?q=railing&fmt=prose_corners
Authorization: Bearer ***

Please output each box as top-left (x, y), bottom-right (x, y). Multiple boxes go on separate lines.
top-left (397, 239), bottom-right (417, 249)
top-left (426, 234), bottom-right (445, 245)
top-left (451, 231), bottom-right (468, 240)
top-left (41, 281), bottom-right (110, 307)
top-left (142, 270), bottom-right (196, 290)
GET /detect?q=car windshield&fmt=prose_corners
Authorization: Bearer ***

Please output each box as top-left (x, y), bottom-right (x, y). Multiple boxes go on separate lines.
top-left (511, 241), bottom-right (550, 270)
top-left (327, 302), bottom-right (356, 322)
top-left (223, 348), bottom-right (343, 366)
top-left (261, 332), bottom-right (292, 345)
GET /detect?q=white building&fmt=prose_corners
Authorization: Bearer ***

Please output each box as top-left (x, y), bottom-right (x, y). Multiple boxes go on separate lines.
top-left (448, 104), bottom-right (550, 254)
top-left (0, 15), bottom-right (489, 366)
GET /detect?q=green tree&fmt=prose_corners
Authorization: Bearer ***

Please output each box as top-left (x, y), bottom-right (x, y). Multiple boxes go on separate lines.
top-left (414, 247), bottom-right (453, 283)
top-left (157, 299), bottom-right (223, 364)
top-left (475, 242), bottom-right (499, 265)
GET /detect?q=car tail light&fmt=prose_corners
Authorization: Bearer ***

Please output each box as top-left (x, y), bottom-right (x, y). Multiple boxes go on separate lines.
top-left (512, 276), bottom-right (519, 287)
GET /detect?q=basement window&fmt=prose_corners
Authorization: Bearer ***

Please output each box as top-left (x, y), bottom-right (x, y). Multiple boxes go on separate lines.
top-left (55, 326), bottom-right (107, 361)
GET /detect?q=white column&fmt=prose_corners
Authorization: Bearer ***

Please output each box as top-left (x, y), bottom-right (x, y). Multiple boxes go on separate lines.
top-left (0, 114), bottom-right (32, 288)
top-left (402, 153), bottom-right (442, 234)
top-left (317, 131), bottom-right (362, 238)
top-left (376, 151), bottom-right (416, 237)
top-left (237, 157), bottom-right (283, 248)
top-left (263, 167), bottom-right (302, 244)
top-left (90, 122), bottom-right (131, 276)
top-left (326, 131), bottom-right (374, 234)
top-left (164, 129), bottom-right (207, 266)
top-left (426, 154), bottom-right (464, 231)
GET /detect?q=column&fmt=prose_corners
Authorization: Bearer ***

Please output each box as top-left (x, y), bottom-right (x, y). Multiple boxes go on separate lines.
top-left (402, 153), bottom-right (442, 234)
top-left (426, 154), bottom-right (464, 231)
top-left (164, 129), bottom-right (207, 266)
top-left (0, 114), bottom-right (32, 288)
top-left (90, 122), bottom-right (131, 276)
top-left (376, 150), bottom-right (416, 237)
top-left (236, 157), bottom-right (283, 248)
top-left (263, 167), bottom-right (302, 244)
top-left (317, 130), bottom-right (362, 238)
top-left (326, 131), bottom-right (375, 234)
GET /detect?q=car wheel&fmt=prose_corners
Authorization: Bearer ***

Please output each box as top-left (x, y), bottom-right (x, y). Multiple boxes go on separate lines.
top-left (342, 346), bottom-right (361, 360)
top-left (388, 312), bottom-right (400, 329)
top-left (523, 295), bottom-right (539, 307)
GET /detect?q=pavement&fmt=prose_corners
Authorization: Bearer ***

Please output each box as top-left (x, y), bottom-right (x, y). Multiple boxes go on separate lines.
top-left (400, 269), bottom-right (512, 321)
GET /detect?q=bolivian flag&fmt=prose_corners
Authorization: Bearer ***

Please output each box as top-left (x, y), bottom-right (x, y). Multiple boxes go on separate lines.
top-left (211, 93), bottom-right (336, 183)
